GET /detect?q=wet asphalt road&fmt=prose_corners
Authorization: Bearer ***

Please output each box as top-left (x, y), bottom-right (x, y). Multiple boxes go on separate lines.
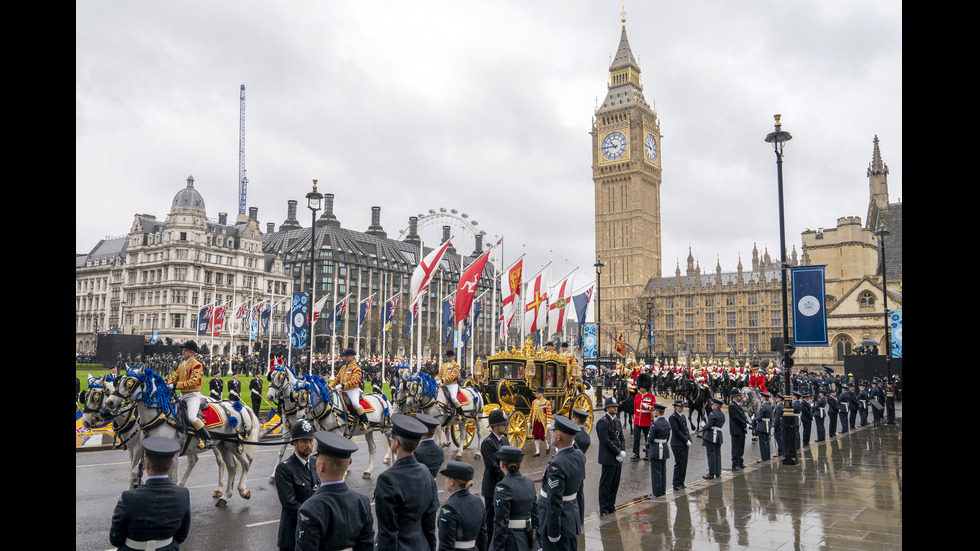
top-left (77, 397), bottom-right (777, 551)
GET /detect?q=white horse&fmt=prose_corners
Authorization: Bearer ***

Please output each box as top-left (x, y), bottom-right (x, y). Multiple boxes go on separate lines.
top-left (79, 374), bottom-right (145, 488)
top-left (392, 366), bottom-right (483, 462)
top-left (265, 366), bottom-right (308, 483)
top-left (740, 385), bottom-right (763, 441)
top-left (290, 373), bottom-right (393, 479)
top-left (103, 367), bottom-right (260, 507)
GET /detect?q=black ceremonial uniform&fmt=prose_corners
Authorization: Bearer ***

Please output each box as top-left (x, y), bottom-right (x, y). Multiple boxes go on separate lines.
top-left (800, 398), bottom-right (813, 447)
top-left (415, 437), bottom-right (445, 478)
top-left (490, 472), bottom-right (537, 551)
top-left (814, 394), bottom-right (827, 441)
top-left (773, 399), bottom-right (785, 456)
top-left (728, 398), bottom-right (749, 470)
top-left (571, 427), bottom-right (591, 528)
top-left (669, 408), bottom-right (691, 489)
top-left (646, 414), bottom-right (671, 497)
top-left (438, 488), bottom-right (488, 551)
top-left (595, 411), bottom-right (625, 515)
top-left (295, 481), bottom-right (374, 551)
top-left (838, 387), bottom-right (851, 433)
top-left (480, 430), bottom-right (508, 542)
top-left (374, 454), bottom-right (439, 550)
top-left (227, 378), bottom-right (242, 402)
top-left (847, 386), bottom-right (860, 429)
top-left (703, 405), bottom-right (725, 478)
top-left (536, 446), bottom-right (586, 551)
top-left (276, 453), bottom-right (320, 550)
top-left (209, 376), bottom-right (223, 400)
top-left (827, 393), bottom-right (840, 437)
top-left (250, 376), bottom-right (264, 416)
top-left (756, 400), bottom-right (773, 461)
top-left (857, 386), bottom-right (870, 427)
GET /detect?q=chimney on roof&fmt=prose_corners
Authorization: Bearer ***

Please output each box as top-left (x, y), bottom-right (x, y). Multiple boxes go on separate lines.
top-left (472, 233), bottom-right (484, 257)
top-left (267, 222), bottom-right (276, 234)
top-left (405, 216), bottom-right (421, 246)
top-left (280, 200), bottom-right (301, 231)
top-left (317, 193), bottom-right (341, 227)
top-left (249, 207), bottom-right (258, 221)
top-left (366, 206), bottom-right (386, 237)
top-left (218, 212), bottom-right (228, 225)
top-left (443, 226), bottom-right (456, 256)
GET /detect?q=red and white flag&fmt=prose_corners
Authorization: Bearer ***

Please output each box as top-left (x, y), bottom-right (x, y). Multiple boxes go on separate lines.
top-left (410, 238), bottom-right (453, 310)
top-left (455, 248), bottom-right (493, 323)
top-left (310, 295), bottom-right (330, 324)
top-left (523, 267), bottom-right (550, 335)
top-left (547, 276), bottom-right (573, 336)
top-left (500, 257), bottom-right (523, 339)
top-left (212, 306), bottom-right (227, 337)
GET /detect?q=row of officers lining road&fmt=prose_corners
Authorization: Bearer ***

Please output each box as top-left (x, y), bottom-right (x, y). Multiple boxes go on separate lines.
top-left (109, 380), bottom-right (889, 551)
top-left (110, 409), bottom-right (590, 551)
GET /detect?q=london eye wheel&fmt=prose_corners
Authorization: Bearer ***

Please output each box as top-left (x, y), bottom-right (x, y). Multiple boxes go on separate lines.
top-left (397, 207), bottom-right (489, 257)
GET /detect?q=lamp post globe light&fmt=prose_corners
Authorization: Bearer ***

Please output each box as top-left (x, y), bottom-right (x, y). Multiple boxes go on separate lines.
top-left (765, 114), bottom-right (797, 466)
top-left (306, 180), bottom-right (324, 370)
top-left (875, 221), bottom-right (896, 424)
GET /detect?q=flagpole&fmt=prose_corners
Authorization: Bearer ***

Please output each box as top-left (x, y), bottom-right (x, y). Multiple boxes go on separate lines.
top-left (491, 238), bottom-right (500, 356)
top-left (455, 251), bottom-right (463, 369)
top-left (287, 281), bottom-right (293, 369)
top-left (330, 262), bottom-right (338, 378)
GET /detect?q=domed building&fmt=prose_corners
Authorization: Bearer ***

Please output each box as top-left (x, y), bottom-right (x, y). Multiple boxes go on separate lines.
top-left (75, 176), bottom-right (291, 355)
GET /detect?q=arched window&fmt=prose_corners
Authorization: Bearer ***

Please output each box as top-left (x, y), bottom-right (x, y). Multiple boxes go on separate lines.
top-left (834, 336), bottom-right (853, 361)
top-left (859, 291), bottom-right (876, 308)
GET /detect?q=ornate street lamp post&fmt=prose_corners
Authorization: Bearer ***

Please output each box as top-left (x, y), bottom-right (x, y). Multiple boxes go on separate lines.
top-left (765, 114), bottom-right (797, 465)
top-left (875, 221), bottom-right (896, 424)
top-left (646, 299), bottom-right (654, 361)
top-left (306, 180), bottom-right (323, 372)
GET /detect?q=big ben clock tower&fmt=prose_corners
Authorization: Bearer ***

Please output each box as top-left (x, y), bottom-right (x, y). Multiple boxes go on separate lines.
top-left (592, 10), bottom-right (663, 345)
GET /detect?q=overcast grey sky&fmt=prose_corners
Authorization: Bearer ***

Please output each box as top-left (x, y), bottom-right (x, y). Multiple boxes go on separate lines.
top-left (76, 1), bottom-right (902, 295)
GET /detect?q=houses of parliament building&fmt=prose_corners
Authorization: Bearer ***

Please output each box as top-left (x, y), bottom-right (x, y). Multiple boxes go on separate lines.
top-left (592, 17), bottom-right (902, 370)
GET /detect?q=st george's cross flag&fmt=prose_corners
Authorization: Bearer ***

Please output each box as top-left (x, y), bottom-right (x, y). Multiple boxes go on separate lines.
top-left (547, 276), bottom-right (573, 336)
top-left (410, 238), bottom-right (453, 311)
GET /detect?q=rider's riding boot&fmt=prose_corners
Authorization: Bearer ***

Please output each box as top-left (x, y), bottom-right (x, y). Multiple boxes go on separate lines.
top-left (193, 420), bottom-right (214, 450)
top-left (355, 406), bottom-right (368, 430)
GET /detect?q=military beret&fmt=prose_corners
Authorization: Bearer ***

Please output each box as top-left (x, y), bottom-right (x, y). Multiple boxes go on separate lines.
top-left (313, 430), bottom-right (358, 459)
top-left (439, 460), bottom-right (474, 481)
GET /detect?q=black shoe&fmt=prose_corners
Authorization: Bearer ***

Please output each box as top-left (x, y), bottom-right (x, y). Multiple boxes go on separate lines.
top-left (642, 456), bottom-right (650, 461)
top-left (630, 454), bottom-right (640, 462)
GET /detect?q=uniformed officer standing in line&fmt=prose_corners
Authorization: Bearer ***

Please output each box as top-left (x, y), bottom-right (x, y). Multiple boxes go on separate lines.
top-left (814, 389), bottom-right (827, 442)
top-left (537, 416), bottom-right (586, 551)
top-left (227, 373), bottom-right (242, 403)
top-left (827, 388), bottom-right (840, 438)
top-left (249, 375), bottom-right (264, 419)
top-left (209, 374), bottom-right (223, 401)
top-left (569, 408), bottom-right (591, 530)
top-left (595, 397), bottom-right (626, 516)
top-left (489, 446), bottom-right (537, 551)
top-left (415, 413), bottom-right (445, 478)
top-left (646, 402), bottom-right (670, 498)
top-left (109, 437), bottom-right (191, 551)
top-left (773, 394), bottom-right (785, 457)
top-left (847, 383), bottom-right (860, 430)
top-left (838, 384), bottom-right (852, 434)
top-left (800, 393), bottom-right (813, 447)
top-left (728, 389), bottom-right (748, 471)
top-left (294, 431), bottom-right (375, 551)
top-left (756, 392), bottom-right (773, 461)
top-left (631, 373), bottom-right (654, 461)
top-left (276, 420), bottom-right (320, 551)
top-left (481, 408), bottom-right (510, 543)
top-left (669, 400), bottom-right (691, 490)
top-left (857, 382), bottom-right (871, 427)
top-left (791, 392), bottom-right (803, 450)
top-left (702, 398), bottom-right (725, 479)
top-left (374, 414), bottom-right (439, 550)
top-left (870, 378), bottom-right (885, 427)
top-left (437, 461), bottom-right (488, 551)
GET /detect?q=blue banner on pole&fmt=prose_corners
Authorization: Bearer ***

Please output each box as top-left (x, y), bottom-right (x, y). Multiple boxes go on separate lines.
top-left (290, 292), bottom-right (309, 349)
top-left (790, 266), bottom-right (828, 346)
top-left (890, 310), bottom-right (902, 358)
top-left (583, 323), bottom-right (597, 360)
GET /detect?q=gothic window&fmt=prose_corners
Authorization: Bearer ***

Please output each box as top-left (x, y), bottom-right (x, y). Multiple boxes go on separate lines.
top-left (859, 291), bottom-right (876, 308)
top-left (835, 337), bottom-right (853, 360)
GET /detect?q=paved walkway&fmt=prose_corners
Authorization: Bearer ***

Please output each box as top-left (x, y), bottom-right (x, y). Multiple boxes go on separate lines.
top-left (578, 408), bottom-right (902, 550)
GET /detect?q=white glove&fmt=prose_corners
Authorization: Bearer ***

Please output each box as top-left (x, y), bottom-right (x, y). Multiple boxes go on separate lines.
top-left (334, 384), bottom-right (342, 391)
top-left (700, 421), bottom-right (706, 428)
top-left (686, 440), bottom-right (692, 447)
top-left (549, 536), bottom-right (561, 543)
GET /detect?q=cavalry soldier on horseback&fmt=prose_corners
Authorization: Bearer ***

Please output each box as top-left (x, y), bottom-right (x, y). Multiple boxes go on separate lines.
top-left (436, 349), bottom-right (463, 413)
top-left (168, 340), bottom-right (214, 450)
top-left (331, 348), bottom-right (368, 432)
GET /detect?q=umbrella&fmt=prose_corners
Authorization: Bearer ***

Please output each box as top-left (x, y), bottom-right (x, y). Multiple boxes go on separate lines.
top-left (861, 340), bottom-right (878, 347)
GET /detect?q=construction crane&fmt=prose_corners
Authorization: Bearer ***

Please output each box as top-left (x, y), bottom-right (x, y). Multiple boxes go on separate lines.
top-left (237, 84), bottom-right (248, 217)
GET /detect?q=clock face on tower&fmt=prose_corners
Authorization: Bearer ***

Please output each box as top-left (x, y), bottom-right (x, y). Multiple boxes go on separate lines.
top-left (645, 133), bottom-right (658, 162)
top-left (601, 132), bottom-right (628, 161)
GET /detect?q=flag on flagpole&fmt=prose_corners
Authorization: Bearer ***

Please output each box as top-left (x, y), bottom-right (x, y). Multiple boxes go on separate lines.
top-left (325, 295), bottom-right (350, 337)
top-left (547, 277), bottom-right (573, 336)
top-left (231, 301), bottom-right (250, 335)
top-left (197, 306), bottom-right (213, 336)
top-left (404, 290), bottom-right (423, 338)
top-left (500, 257), bottom-right (523, 340)
top-left (442, 296), bottom-right (455, 346)
top-left (289, 292), bottom-right (309, 349)
top-left (455, 248), bottom-right (493, 322)
top-left (410, 238), bottom-right (453, 310)
top-left (615, 332), bottom-right (627, 357)
top-left (524, 267), bottom-right (549, 336)
top-left (310, 295), bottom-right (330, 324)
top-left (357, 297), bottom-right (373, 335)
top-left (569, 285), bottom-right (594, 346)
top-left (383, 294), bottom-right (400, 332)
top-left (212, 305), bottom-right (228, 337)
